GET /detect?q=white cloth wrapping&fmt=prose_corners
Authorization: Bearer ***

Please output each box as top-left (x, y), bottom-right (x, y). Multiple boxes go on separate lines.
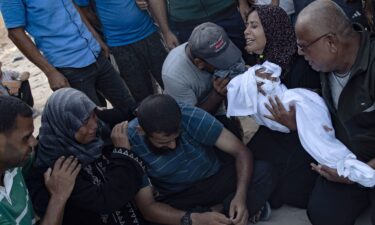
top-left (227, 61), bottom-right (375, 187)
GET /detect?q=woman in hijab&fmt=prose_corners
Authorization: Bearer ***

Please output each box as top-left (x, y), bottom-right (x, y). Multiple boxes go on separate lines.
top-left (27, 88), bottom-right (147, 225)
top-left (244, 4), bottom-right (321, 89)
top-left (243, 5), bottom-right (319, 209)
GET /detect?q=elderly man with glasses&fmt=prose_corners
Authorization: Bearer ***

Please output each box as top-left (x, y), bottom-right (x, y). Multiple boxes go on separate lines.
top-left (265, 0), bottom-right (375, 224)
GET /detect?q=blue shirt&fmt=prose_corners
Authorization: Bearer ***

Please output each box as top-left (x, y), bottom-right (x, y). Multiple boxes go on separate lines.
top-left (74, 0), bottom-right (156, 47)
top-left (0, 0), bottom-right (101, 68)
top-left (128, 104), bottom-right (223, 194)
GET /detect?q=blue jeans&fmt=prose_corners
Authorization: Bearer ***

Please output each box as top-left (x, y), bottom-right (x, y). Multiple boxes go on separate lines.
top-left (57, 52), bottom-right (137, 125)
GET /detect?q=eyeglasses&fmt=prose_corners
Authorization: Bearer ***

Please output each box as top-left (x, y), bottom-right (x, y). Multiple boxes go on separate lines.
top-left (297, 32), bottom-right (334, 52)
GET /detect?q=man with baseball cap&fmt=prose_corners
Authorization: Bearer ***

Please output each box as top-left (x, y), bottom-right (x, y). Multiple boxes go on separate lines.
top-left (162, 22), bottom-right (246, 138)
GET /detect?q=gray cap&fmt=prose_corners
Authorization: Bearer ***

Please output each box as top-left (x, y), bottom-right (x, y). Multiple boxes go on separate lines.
top-left (188, 22), bottom-right (242, 70)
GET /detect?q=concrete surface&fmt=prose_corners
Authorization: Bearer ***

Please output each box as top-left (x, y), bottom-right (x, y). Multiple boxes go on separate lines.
top-left (257, 206), bottom-right (371, 225)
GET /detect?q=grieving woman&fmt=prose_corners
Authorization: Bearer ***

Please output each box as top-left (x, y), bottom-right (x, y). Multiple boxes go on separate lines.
top-left (244, 5), bottom-right (320, 209)
top-left (27, 88), bottom-right (147, 225)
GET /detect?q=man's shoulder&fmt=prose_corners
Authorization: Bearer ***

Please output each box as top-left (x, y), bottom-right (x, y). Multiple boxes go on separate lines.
top-left (163, 44), bottom-right (194, 76)
top-left (127, 119), bottom-right (149, 151)
top-left (0, 168), bottom-right (35, 225)
top-left (179, 103), bottom-right (203, 116)
top-left (179, 104), bottom-right (220, 128)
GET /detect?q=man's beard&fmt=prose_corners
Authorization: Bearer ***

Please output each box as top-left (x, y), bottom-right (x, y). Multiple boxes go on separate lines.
top-left (144, 136), bottom-right (180, 155)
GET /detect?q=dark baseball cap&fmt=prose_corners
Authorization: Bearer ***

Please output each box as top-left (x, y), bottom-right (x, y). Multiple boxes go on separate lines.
top-left (188, 22), bottom-right (242, 70)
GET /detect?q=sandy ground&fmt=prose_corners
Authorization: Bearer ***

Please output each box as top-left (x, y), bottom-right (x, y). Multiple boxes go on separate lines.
top-left (0, 17), bottom-right (51, 135)
top-left (0, 16), bottom-right (371, 225)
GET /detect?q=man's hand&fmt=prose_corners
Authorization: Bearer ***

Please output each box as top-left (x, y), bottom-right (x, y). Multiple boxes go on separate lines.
top-left (136, 0), bottom-right (149, 10)
top-left (44, 156), bottom-right (81, 201)
top-left (311, 163), bottom-right (353, 184)
top-left (47, 71), bottom-right (70, 91)
top-left (191, 212), bottom-right (232, 225)
top-left (163, 31), bottom-right (179, 50)
top-left (3, 80), bottom-right (21, 95)
top-left (111, 121), bottom-right (131, 149)
top-left (213, 77), bottom-right (230, 97)
top-left (264, 96), bottom-right (297, 130)
top-left (229, 197), bottom-right (248, 225)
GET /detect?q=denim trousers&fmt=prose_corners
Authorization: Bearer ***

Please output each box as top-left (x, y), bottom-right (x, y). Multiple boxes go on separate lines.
top-left (57, 52), bottom-right (137, 125)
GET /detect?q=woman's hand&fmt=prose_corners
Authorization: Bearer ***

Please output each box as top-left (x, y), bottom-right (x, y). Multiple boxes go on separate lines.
top-left (111, 121), bottom-right (131, 149)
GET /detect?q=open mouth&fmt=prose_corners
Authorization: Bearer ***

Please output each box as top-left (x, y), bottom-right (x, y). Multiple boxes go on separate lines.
top-left (246, 39), bottom-right (255, 44)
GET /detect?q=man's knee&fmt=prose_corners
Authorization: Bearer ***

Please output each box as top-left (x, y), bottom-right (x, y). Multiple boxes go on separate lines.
top-left (252, 161), bottom-right (276, 186)
top-left (307, 197), bottom-right (353, 225)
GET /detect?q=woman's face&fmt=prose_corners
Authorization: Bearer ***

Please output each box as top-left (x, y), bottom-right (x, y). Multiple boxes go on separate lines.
top-left (244, 11), bottom-right (267, 55)
top-left (75, 112), bottom-right (98, 144)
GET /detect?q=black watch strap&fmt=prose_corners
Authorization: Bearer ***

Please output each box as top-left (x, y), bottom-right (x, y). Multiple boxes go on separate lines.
top-left (180, 211), bottom-right (192, 225)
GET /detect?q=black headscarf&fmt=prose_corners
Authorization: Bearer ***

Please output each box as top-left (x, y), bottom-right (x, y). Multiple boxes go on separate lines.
top-left (252, 5), bottom-right (297, 73)
top-left (36, 88), bottom-right (104, 167)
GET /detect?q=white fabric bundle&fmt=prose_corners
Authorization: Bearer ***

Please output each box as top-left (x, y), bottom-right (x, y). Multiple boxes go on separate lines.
top-left (227, 61), bottom-right (375, 187)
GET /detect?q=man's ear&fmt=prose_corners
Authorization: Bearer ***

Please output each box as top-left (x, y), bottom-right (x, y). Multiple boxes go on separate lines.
top-left (327, 33), bottom-right (338, 53)
top-left (136, 125), bottom-right (145, 136)
top-left (193, 58), bottom-right (206, 70)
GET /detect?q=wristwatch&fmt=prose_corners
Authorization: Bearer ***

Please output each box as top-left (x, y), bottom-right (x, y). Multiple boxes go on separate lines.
top-left (180, 211), bottom-right (192, 225)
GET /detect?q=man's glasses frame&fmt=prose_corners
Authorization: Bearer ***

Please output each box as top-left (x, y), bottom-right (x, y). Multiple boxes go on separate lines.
top-left (297, 32), bottom-right (335, 52)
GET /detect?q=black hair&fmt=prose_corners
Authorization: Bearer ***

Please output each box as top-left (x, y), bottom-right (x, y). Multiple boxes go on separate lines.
top-left (0, 96), bottom-right (33, 133)
top-left (137, 94), bottom-right (181, 136)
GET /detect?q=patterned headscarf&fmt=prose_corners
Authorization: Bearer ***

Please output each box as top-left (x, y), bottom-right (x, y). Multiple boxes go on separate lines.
top-left (36, 88), bottom-right (104, 167)
top-left (253, 5), bottom-right (297, 73)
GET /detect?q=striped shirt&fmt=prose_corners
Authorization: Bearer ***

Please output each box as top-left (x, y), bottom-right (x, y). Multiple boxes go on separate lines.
top-left (0, 167), bottom-right (36, 225)
top-left (128, 104), bottom-right (223, 194)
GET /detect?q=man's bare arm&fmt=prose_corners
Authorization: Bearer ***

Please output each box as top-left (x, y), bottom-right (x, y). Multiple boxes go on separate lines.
top-left (40, 156), bottom-right (81, 225)
top-left (74, 4), bottom-right (109, 57)
top-left (197, 77), bottom-right (229, 114)
top-left (148, 0), bottom-right (179, 49)
top-left (7, 28), bottom-right (70, 91)
top-left (215, 128), bottom-right (252, 225)
top-left (271, 0), bottom-right (280, 6)
top-left (135, 186), bottom-right (232, 225)
top-left (238, 0), bottom-right (250, 21)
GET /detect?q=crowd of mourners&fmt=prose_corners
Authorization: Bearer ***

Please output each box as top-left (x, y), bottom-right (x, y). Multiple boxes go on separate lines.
top-left (0, 0), bottom-right (374, 225)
